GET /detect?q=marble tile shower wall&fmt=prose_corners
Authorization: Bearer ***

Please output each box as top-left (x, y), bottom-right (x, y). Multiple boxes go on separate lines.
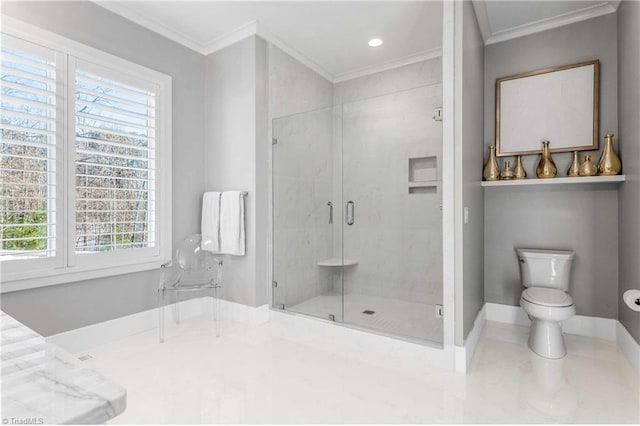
top-left (340, 84), bottom-right (443, 305)
top-left (268, 45), bottom-right (333, 120)
top-left (272, 109), bottom-right (335, 307)
top-left (269, 45), bottom-right (335, 308)
top-left (332, 58), bottom-right (444, 306)
top-left (333, 58), bottom-right (442, 105)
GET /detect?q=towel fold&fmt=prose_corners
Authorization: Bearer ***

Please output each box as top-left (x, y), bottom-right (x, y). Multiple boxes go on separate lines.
top-left (201, 192), bottom-right (221, 252)
top-left (219, 191), bottom-right (245, 256)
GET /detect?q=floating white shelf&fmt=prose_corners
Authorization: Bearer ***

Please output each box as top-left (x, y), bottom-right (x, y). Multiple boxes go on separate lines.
top-left (481, 175), bottom-right (625, 187)
top-left (317, 258), bottom-right (358, 267)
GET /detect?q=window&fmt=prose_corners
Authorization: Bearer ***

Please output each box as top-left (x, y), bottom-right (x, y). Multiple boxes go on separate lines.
top-left (0, 20), bottom-right (171, 291)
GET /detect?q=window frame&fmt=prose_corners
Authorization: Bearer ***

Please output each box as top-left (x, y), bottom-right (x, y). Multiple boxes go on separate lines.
top-left (1, 17), bottom-right (172, 293)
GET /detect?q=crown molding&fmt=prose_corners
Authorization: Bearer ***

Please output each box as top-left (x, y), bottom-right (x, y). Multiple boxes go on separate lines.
top-left (484, 1), bottom-right (618, 46)
top-left (254, 22), bottom-right (334, 82)
top-left (609, 0), bottom-right (622, 11)
top-left (201, 20), bottom-right (258, 56)
top-left (471, 0), bottom-right (492, 44)
top-left (93, 1), bottom-right (207, 53)
top-left (332, 47), bottom-right (442, 84)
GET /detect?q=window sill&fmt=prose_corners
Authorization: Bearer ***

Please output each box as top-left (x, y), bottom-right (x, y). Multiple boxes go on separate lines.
top-left (0, 259), bottom-right (167, 293)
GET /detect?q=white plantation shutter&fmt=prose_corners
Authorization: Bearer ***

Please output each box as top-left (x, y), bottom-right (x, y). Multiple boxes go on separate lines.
top-left (0, 35), bottom-right (61, 263)
top-left (73, 60), bottom-right (157, 253)
top-left (0, 21), bottom-right (171, 289)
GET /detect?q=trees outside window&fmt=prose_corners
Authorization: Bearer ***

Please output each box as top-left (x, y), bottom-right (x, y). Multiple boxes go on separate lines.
top-left (0, 26), bottom-right (171, 290)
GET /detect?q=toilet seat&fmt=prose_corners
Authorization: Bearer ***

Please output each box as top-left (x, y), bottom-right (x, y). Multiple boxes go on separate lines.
top-left (522, 287), bottom-right (573, 307)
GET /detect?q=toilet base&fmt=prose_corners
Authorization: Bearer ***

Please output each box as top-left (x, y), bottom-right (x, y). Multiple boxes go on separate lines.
top-left (528, 320), bottom-right (567, 359)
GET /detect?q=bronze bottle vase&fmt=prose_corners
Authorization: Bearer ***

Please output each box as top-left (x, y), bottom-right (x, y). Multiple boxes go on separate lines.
top-left (500, 160), bottom-right (515, 180)
top-left (567, 151), bottom-right (580, 177)
top-left (514, 155), bottom-right (527, 179)
top-left (483, 145), bottom-right (500, 181)
top-left (536, 140), bottom-right (557, 178)
top-left (579, 154), bottom-right (598, 176)
top-left (597, 133), bottom-right (622, 176)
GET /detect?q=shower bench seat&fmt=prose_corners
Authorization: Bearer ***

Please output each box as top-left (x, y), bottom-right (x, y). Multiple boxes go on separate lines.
top-left (317, 258), bottom-right (359, 267)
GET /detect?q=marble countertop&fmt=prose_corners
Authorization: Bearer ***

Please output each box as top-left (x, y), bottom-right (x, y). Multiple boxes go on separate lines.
top-left (1, 312), bottom-right (126, 424)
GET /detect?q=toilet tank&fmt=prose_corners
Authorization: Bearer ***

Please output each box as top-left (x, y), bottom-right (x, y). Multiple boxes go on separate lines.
top-left (516, 248), bottom-right (575, 291)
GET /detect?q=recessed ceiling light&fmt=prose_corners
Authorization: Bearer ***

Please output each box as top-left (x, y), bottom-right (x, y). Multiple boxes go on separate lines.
top-left (368, 38), bottom-right (383, 47)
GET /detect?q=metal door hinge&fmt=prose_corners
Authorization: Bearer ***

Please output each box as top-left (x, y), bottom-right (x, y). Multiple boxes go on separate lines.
top-left (436, 304), bottom-right (444, 318)
top-left (433, 107), bottom-right (443, 122)
top-left (275, 303), bottom-right (285, 310)
top-left (329, 314), bottom-right (335, 322)
top-left (272, 280), bottom-right (278, 288)
top-left (272, 138), bottom-right (278, 145)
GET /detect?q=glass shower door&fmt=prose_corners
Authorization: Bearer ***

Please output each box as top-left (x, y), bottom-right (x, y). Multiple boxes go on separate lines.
top-left (272, 106), bottom-right (344, 322)
top-left (340, 86), bottom-right (444, 344)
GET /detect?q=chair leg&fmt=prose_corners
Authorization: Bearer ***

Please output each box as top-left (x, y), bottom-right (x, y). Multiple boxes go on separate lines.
top-left (213, 285), bottom-right (221, 338)
top-left (158, 288), bottom-right (165, 343)
top-left (174, 290), bottom-right (181, 324)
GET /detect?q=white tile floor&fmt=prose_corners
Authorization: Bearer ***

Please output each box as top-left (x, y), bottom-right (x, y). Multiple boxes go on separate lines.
top-left (289, 291), bottom-right (443, 344)
top-left (79, 316), bottom-right (640, 424)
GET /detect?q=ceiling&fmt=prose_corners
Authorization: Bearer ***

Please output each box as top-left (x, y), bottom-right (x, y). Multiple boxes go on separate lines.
top-left (94, 1), bottom-right (621, 81)
top-left (472, 0), bottom-right (620, 45)
top-left (94, 1), bottom-right (443, 83)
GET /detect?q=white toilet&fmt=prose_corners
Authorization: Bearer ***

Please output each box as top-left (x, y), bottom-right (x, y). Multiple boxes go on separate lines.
top-left (517, 248), bottom-right (576, 359)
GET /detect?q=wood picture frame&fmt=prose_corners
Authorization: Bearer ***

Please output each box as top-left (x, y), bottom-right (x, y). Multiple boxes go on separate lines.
top-left (495, 59), bottom-right (600, 157)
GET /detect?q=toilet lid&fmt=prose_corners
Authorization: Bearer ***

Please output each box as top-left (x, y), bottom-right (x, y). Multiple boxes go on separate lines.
top-left (522, 287), bottom-right (573, 307)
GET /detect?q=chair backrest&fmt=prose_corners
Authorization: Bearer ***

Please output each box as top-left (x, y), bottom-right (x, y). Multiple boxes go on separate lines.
top-left (175, 234), bottom-right (216, 273)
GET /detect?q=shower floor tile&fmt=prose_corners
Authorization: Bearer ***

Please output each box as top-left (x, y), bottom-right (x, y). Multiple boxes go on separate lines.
top-left (288, 291), bottom-right (443, 344)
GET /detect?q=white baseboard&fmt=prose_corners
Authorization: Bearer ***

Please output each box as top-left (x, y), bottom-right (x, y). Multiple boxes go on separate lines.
top-left (617, 321), bottom-right (640, 374)
top-left (270, 309), bottom-right (455, 371)
top-left (220, 300), bottom-right (270, 326)
top-left (47, 297), bottom-right (268, 354)
top-left (485, 303), bottom-right (617, 341)
top-left (455, 304), bottom-right (486, 373)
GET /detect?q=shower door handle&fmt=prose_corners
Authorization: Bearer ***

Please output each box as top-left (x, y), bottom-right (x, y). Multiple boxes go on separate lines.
top-left (327, 202), bottom-right (333, 224)
top-left (346, 201), bottom-right (355, 226)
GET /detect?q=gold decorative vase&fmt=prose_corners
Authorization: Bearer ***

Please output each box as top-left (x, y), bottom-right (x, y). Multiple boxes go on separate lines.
top-left (579, 154), bottom-right (598, 176)
top-left (514, 155), bottom-right (527, 179)
top-left (536, 140), bottom-right (557, 178)
top-left (597, 133), bottom-right (622, 176)
top-left (483, 145), bottom-right (500, 181)
top-left (500, 160), bottom-right (515, 180)
top-left (567, 151), bottom-right (580, 177)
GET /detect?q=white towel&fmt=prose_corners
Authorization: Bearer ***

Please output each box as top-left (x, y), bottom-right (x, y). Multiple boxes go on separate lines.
top-left (220, 191), bottom-right (245, 256)
top-left (201, 192), bottom-right (221, 252)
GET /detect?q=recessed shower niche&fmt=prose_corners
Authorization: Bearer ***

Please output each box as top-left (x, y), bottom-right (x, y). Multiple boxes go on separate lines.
top-left (409, 156), bottom-right (438, 194)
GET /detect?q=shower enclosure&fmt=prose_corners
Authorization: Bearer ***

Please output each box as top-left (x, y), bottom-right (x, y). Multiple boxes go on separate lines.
top-left (272, 83), bottom-right (443, 345)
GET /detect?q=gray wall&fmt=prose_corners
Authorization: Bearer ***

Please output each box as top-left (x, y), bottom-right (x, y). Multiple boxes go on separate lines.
top-left (204, 36), bottom-right (267, 307)
top-left (484, 14), bottom-right (619, 319)
top-left (460, 0), bottom-right (485, 343)
top-left (617, 0), bottom-right (640, 343)
top-left (0, 1), bottom-right (206, 336)
top-left (255, 37), bottom-right (270, 307)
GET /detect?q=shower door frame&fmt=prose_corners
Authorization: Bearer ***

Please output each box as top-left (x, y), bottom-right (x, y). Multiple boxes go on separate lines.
top-left (266, 1), bottom-right (457, 355)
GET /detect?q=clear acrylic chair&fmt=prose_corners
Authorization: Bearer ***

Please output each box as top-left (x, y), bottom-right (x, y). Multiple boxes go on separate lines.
top-left (157, 234), bottom-right (223, 342)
